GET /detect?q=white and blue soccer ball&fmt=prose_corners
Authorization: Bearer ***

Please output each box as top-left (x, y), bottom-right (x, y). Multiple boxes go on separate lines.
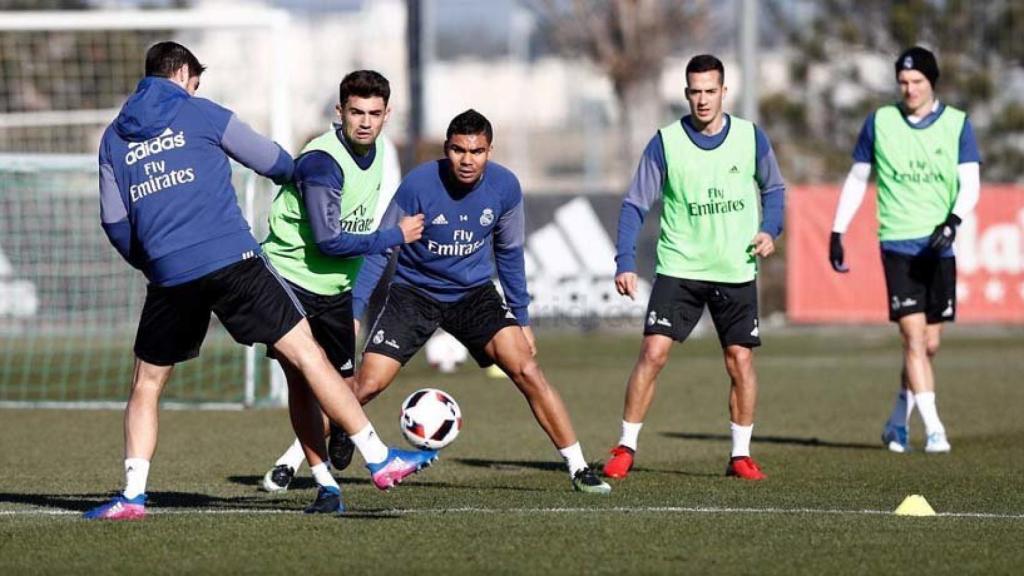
top-left (400, 388), bottom-right (462, 450)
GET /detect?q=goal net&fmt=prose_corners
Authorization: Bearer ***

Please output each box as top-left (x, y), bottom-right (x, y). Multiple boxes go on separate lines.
top-left (0, 8), bottom-right (292, 408)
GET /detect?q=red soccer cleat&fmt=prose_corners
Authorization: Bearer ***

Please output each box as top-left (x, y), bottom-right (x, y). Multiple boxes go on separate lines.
top-left (726, 456), bottom-right (766, 480)
top-left (602, 445), bottom-right (635, 479)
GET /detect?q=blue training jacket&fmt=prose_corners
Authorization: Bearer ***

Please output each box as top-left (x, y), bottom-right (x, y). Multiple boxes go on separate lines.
top-left (99, 77), bottom-right (293, 286)
top-left (354, 159), bottom-right (530, 325)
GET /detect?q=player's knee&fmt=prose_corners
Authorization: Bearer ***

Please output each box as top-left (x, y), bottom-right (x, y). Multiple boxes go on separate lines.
top-left (355, 372), bottom-right (387, 403)
top-left (639, 343), bottom-right (670, 370)
top-left (130, 377), bottom-right (163, 396)
top-left (926, 338), bottom-right (941, 358)
top-left (724, 346), bottom-right (753, 372)
top-left (507, 358), bottom-right (544, 390)
top-left (505, 357), bottom-right (534, 380)
top-left (901, 332), bottom-right (928, 356)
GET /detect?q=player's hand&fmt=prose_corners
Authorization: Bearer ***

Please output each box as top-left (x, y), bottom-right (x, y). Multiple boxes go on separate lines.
top-left (615, 272), bottom-right (638, 300)
top-left (521, 326), bottom-right (537, 357)
top-left (751, 232), bottom-right (775, 258)
top-left (929, 213), bottom-right (962, 252)
top-left (399, 214), bottom-right (425, 243)
top-left (829, 232), bottom-right (849, 273)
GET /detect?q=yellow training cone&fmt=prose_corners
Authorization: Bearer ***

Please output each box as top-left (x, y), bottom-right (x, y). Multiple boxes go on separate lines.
top-left (894, 495), bottom-right (936, 516)
top-left (486, 364), bottom-right (507, 379)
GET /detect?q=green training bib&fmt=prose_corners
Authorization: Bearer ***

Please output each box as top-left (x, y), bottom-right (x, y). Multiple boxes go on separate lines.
top-left (873, 104), bottom-right (965, 241)
top-left (263, 129), bottom-right (384, 295)
top-left (656, 116), bottom-right (759, 283)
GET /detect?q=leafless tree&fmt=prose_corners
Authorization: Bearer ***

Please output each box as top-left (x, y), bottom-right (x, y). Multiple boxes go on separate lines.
top-left (529, 0), bottom-right (708, 162)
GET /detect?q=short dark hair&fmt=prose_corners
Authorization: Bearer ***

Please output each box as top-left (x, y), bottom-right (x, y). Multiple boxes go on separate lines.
top-left (686, 54), bottom-right (725, 84)
top-left (338, 70), bottom-right (391, 106)
top-left (446, 109), bottom-right (493, 144)
top-left (145, 41), bottom-right (206, 78)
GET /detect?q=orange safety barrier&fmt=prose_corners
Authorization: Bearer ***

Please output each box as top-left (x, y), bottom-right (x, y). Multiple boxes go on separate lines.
top-left (786, 185), bottom-right (1024, 324)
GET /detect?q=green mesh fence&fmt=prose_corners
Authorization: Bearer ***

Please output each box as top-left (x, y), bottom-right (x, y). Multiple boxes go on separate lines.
top-left (0, 154), bottom-right (276, 407)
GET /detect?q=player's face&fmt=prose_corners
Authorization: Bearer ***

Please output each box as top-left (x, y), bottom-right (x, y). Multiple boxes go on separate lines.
top-left (898, 69), bottom-right (933, 113)
top-left (338, 96), bottom-right (389, 151)
top-left (685, 70), bottom-right (726, 126)
top-left (445, 133), bottom-right (491, 185)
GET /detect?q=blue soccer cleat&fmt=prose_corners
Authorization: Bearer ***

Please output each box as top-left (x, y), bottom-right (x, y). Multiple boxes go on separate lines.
top-left (304, 485), bottom-right (344, 514)
top-left (881, 424), bottom-right (909, 453)
top-left (367, 447), bottom-right (438, 490)
top-left (83, 493), bottom-right (147, 521)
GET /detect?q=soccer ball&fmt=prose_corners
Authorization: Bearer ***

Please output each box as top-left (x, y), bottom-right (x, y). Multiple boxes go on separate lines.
top-left (400, 388), bottom-right (462, 450)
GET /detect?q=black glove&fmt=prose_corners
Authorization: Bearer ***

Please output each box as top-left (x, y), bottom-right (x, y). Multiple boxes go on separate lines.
top-left (929, 213), bottom-right (962, 252)
top-left (829, 232), bottom-right (849, 273)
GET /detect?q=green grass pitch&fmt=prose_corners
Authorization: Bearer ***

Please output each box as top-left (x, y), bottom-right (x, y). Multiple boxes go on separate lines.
top-left (2, 329), bottom-right (1023, 574)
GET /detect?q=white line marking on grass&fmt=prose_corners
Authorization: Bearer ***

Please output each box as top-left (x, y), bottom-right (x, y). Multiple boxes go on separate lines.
top-left (3, 505), bottom-right (1024, 520)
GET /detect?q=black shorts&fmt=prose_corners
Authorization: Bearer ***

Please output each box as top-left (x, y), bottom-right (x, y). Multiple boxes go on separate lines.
top-left (134, 255), bottom-right (305, 366)
top-left (882, 251), bottom-right (956, 324)
top-left (643, 274), bottom-right (761, 348)
top-left (363, 282), bottom-right (520, 367)
top-left (267, 283), bottom-right (355, 378)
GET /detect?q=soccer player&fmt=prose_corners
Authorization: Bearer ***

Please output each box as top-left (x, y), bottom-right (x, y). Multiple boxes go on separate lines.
top-left (602, 54), bottom-right (785, 481)
top-left (260, 132), bottom-right (402, 495)
top-left (257, 72), bottom-right (424, 513)
top-left (86, 43), bottom-right (434, 520)
top-left (829, 46), bottom-right (981, 454)
top-left (336, 109), bottom-right (611, 494)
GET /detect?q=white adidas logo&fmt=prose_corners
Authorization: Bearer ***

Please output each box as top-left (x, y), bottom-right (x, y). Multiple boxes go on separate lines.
top-left (516, 197), bottom-right (650, 320)
top-left (432, 214), bottom-right (448, 225)
top-left (339, 359), bottom-right (353, 371)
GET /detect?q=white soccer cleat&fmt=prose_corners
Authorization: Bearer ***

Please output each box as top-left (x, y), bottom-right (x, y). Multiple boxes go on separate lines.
top-left (261, 464), bottom-right (294, 492)
top-left (925, 431), bottom-right (951, 454)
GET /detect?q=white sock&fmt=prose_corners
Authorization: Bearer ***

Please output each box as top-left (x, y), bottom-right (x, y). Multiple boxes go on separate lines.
top-left (558, 442), bottom-right (587, 476)
top-left (351, 423), bottom-right (389, 465)
top-left (730, 422), bottom-right (753, 458)
top-left (886, 389), bottom-right (915, 429)
top-left (275, 438), bottom-right (306, 472)
top-left (123, 458), bottom-right (150, 499)
top-left (618, 421), bottom-right (643, 451)
top-left (914, 392), bottom-right (945, 436)
top-left (310, 462), bottom-right (340, 490)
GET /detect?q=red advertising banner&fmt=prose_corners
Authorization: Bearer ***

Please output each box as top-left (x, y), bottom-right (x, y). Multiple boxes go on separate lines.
top-left (787, 185), bottom-right (1024, 324)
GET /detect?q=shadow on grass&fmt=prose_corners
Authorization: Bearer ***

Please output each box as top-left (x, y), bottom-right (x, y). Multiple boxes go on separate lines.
top-left (227, 475), bottom-right (319, 490)
top-left (660, 431), bottom-right (879, 450)
top-left (452, 458), bottom-right (565, 473)
top-left (226, 474), bottom-right (515, 492)
top-left (0, 491), bottom-right (297, 513)
top-left (452, 457), bottom-right (724, 479)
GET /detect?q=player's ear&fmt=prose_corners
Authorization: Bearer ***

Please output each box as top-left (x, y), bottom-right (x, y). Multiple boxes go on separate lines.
top-left (383, 105), bottom-right (392, 124)
top-left (335, 103), bottom-right (344, 121)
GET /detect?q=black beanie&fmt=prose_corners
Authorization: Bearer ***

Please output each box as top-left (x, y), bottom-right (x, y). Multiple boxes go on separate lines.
top-left (895, 46), bottom-right (939, 87)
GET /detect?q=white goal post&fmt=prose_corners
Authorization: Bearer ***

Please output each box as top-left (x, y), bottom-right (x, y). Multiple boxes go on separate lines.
top-left (0, 8), bottom-right (294, 408)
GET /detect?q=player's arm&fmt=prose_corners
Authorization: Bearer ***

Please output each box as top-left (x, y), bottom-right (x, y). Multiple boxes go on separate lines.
top-left (200, 100), bottom-right (294, 185)
top-left (615, 133), bottom-right (666, 299)
top-left (829, 114), bottom-right (876, 272)
top-left (930, 118), bottom-right (983, 251)
top-left (752, 126), bottom-right (785, 257)
top-left (494, 195), bottom-right (530, 327)
top-left (299, 152), bottom-right (420, 258)
top-left (98, 148), bottom-right (143, 270)
top-left (352, 198), bottom-right (407, 322)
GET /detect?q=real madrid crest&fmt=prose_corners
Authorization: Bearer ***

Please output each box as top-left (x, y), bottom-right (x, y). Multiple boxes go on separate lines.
top-left (480, 208), bottom-right (494, 226)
